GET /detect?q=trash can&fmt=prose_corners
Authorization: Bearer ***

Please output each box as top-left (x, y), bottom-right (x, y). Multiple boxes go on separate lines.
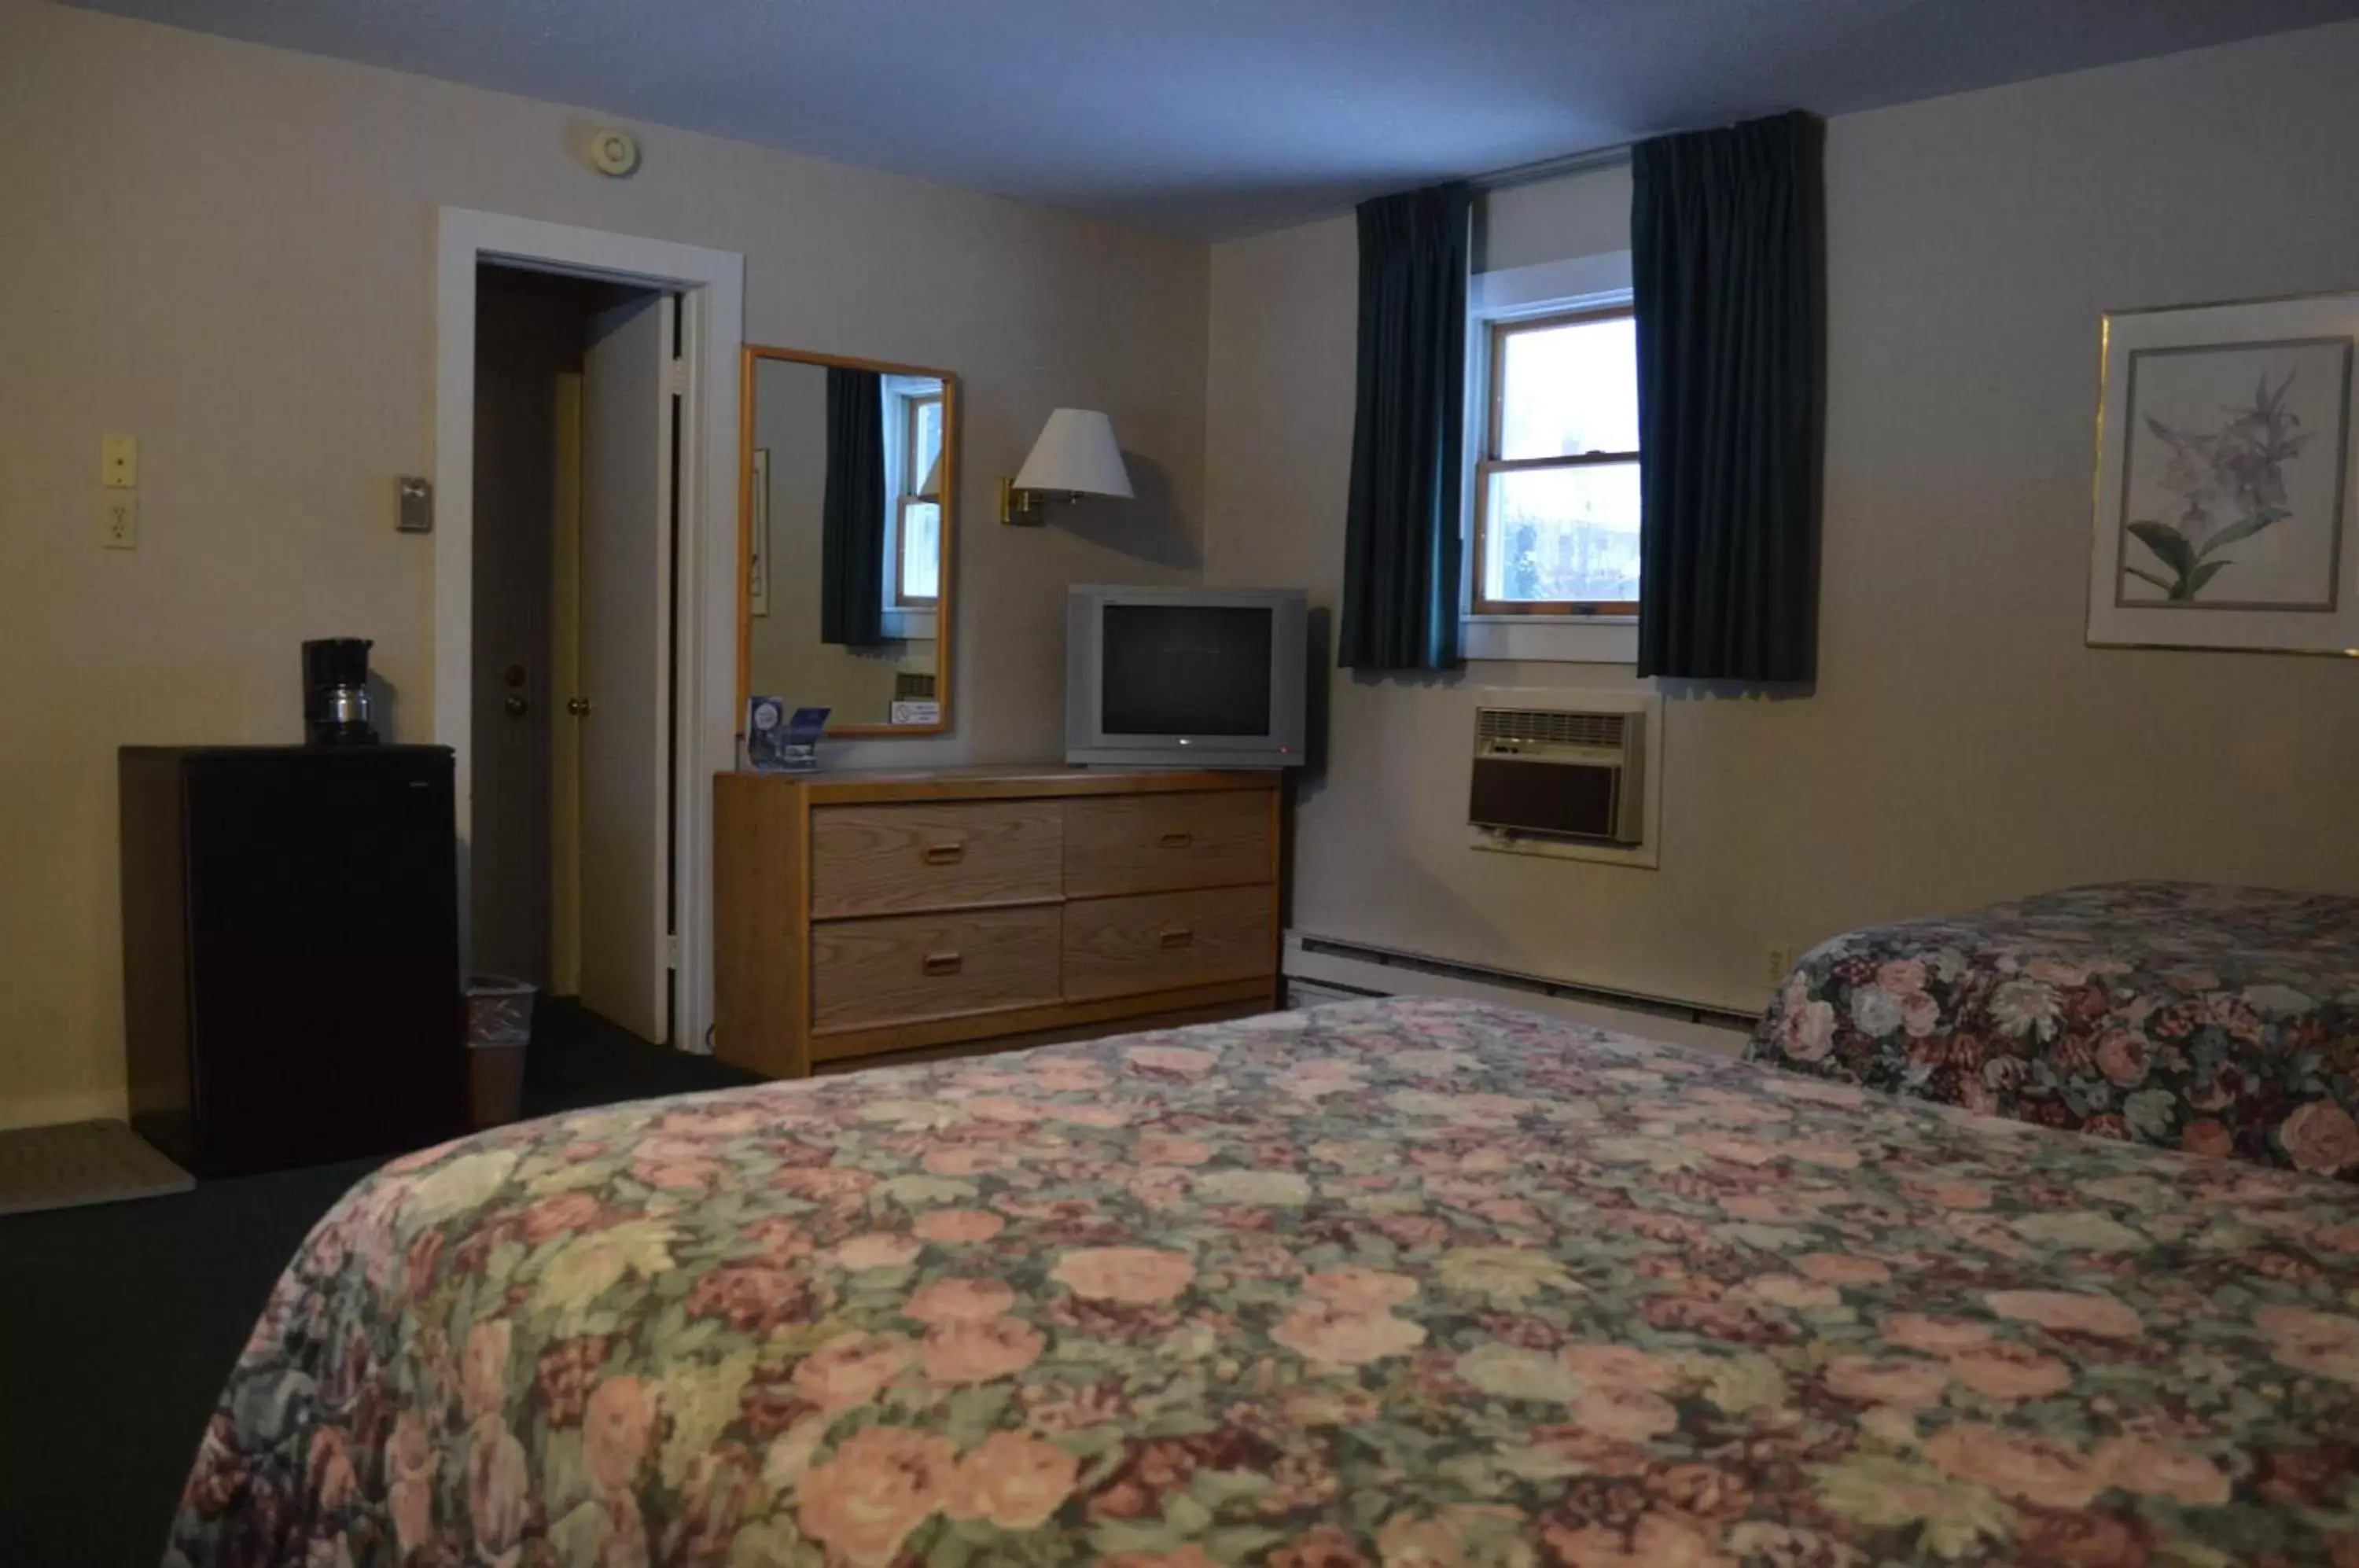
top-left (465, 976), bottom-right (536, 1130)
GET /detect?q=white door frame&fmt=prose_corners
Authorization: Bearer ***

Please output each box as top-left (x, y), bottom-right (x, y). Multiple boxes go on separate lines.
top-left (434, 207), bottom-right (744, 1052)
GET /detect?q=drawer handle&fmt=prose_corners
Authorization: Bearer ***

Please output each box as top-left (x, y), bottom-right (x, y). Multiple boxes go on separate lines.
top-left (1158, 927), bottom-right (1195, 950)
top-left (922, 951), bottom-right (964, 976)
top-left (1159, 830), bottom-right (1194, 848)
top-left (922, 842), bottom-right (966, 866)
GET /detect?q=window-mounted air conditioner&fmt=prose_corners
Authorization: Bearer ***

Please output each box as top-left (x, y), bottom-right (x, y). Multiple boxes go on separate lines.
top-left (1468, 706), bottom-right (1645, 848)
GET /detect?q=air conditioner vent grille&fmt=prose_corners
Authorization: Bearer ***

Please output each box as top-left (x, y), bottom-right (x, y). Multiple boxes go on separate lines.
top-left (1475, 707), bottom-right (1626, 748)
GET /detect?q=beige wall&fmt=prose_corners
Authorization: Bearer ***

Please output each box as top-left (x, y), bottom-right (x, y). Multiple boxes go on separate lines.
top-left (0, 0), bottom-right (1207, 1127)
top-left (1476, 162), bottom-right (1632, 275)
top-left (1207, 21), bottom-right (2359, 1017)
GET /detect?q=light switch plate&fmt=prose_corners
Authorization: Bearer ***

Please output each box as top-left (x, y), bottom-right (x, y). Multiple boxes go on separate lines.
top-left (397, 476), bottom-right (433, 533)
top-left (102, 434), bottom-right (138, 489)
top-left (101, 491), bottom-right (138, 550)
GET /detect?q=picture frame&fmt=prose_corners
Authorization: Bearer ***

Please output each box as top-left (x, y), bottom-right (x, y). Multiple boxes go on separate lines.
top-left (748, 447), bottom-right (771, 618)
top-left (2089, 291), bottom-right (2359, 653)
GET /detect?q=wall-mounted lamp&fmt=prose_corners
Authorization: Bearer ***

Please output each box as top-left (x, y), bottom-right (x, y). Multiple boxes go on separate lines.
top-left (1000, 408), bottom-right (1133, 525)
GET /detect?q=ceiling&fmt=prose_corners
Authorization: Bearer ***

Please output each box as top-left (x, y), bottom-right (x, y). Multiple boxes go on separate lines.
top-left (62, 0), bottom-right (2359, 238)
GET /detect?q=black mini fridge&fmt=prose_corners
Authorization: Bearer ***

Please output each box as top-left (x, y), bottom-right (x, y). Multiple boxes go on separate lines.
top-left (120, 746), bottom-right (466, 1176)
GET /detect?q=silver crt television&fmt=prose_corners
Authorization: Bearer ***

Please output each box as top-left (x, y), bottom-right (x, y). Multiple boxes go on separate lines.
top-left (1065, 585), bottom-right (1308, 768)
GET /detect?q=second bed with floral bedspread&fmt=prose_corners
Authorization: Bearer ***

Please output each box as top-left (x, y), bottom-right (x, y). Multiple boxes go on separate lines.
top-left (1749, 882), bottom-right (2359, 1176)
top-left (170, 996), bottom-right (2359, 1566)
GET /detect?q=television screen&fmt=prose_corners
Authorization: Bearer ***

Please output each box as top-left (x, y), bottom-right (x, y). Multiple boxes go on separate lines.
top-left (1100, 604), bottom-right (1272, 736)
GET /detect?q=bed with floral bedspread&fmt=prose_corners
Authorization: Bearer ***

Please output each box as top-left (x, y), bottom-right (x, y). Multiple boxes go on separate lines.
top-left (168, 995), bottom-right (2359, 1568)
top-left (1747, 882), bottom-right (2359, 1177)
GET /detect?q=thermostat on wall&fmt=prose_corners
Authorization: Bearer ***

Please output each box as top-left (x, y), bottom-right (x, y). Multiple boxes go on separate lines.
top-left (587, 127), bottom-right (641, 177)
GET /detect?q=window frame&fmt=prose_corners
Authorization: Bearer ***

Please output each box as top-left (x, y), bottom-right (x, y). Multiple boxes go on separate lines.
top-left (890, 494), bottom-right (940, 609)
top-left (884, 386), bottom-right (943, 613)
top-left (1469, 302), bottom-right (1641, 618)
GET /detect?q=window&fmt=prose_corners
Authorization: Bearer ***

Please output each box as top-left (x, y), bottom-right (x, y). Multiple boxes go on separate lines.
top-left (883, 381), bottom-right (944, 612)
top-left (1473, 306), bottom-right (1640, 616)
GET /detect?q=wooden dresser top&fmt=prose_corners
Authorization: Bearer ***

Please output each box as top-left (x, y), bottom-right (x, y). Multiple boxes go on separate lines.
top-left (719, 764), bottom-right (1279, 805)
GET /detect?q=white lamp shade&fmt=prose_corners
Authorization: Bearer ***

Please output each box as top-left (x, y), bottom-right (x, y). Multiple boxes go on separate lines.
top-left (1013, 408), bottom-right (1133, 499)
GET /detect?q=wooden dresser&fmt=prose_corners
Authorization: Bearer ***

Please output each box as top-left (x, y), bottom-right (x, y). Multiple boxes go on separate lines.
top-left (714, 767), bottom-right (1283, 1077)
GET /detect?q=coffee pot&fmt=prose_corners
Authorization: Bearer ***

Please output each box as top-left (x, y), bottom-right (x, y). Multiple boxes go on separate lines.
top-left (302, 638), bottom-right (379, 746)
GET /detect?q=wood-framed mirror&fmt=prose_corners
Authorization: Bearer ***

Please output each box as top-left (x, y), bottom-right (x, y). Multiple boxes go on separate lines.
top-left (737, 345), bottom-right (957, 737)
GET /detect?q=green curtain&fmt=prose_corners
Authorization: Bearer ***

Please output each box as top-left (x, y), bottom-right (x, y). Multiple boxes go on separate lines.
top-left (1340, 182), bottom-right (1471, 672)
top-left (1632, 110), bottom-right (1823, 682)
top-left (820, 366), bottom-right (887, 648)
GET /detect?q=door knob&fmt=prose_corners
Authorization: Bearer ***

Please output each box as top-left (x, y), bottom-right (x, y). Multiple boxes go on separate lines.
top-left (503, 694), bottom-right (529, 717)
top-left (568, 698), bottom-right (592, 716)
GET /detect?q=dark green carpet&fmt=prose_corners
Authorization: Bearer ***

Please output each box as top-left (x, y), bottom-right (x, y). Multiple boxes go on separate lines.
top-left (0, 1002), bottom-right (755, 1568)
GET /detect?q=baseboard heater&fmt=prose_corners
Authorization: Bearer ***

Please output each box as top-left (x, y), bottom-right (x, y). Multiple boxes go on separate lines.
top-left (1293, 934), bottom-right (1761, 1034)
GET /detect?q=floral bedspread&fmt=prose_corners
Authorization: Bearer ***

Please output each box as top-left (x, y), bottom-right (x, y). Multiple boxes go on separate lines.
top-left (1750, 882), bottom-right (2359, 1176)
top-left (169, 996), bottom-right (2359, 1568)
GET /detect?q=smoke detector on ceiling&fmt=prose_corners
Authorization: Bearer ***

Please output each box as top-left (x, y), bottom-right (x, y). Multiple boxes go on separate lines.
top-left (587, 127), bottom-right (641, 178)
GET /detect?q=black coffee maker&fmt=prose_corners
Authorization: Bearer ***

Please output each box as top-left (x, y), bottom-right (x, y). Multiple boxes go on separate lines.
top-left (302, 638), bottom-right (380, 746)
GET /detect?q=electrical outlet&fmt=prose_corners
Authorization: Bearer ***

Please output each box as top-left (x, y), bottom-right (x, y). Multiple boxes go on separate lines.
top-left (1762, 942), bottom-right (1796, 987)
top-left (101, 491), bottom-right (138, 550)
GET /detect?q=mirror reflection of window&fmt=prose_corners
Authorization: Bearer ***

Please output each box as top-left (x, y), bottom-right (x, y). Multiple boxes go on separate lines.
top-left (898, 501), bottom-right (941, 603)
top-left (884, 378), bottom-right (944, 612)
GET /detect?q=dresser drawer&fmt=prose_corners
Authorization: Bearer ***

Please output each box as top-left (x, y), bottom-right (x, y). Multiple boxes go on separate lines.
top-left (1062, 790), bottom-right (1272, 898)
top-left (811, 907), bottom-right (1064, 1035)
top-left (811, 801), bottom-right (1063, 918)
top-left (1062, 886), bottom-right (1274, 1002)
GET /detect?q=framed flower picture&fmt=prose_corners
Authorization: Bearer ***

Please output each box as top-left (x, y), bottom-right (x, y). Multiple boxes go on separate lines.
top-left (2088, 291), bottom-right (2359, 653)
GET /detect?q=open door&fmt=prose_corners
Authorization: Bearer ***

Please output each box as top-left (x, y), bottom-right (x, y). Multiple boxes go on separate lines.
top-left (576, 292), bottom-right (677, 1043)
top-left (467, 274), bottom-right (565, 988)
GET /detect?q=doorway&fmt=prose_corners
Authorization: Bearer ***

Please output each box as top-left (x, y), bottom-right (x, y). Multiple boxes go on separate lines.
top-left (469, 266), bottom-right (677, 1043)
top-left (435, 210), bottom-right (745, 1056)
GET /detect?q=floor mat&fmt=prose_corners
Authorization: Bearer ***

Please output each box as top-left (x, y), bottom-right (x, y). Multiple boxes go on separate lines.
top-left (0, 1119), bottom-right (193, 1216)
